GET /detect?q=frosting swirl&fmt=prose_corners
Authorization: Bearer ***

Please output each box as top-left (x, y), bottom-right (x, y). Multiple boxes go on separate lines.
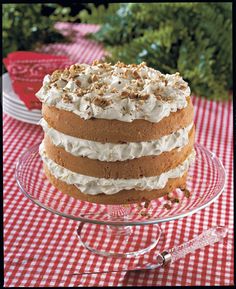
top-left (36, 61), bottom-right (191, 123)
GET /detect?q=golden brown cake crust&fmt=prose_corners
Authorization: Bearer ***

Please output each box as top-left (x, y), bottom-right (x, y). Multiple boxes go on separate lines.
top-left (42, 97), bottom-right (194, 143)
top-left (43, 126), bottom-right (195, 179)
top-left (44, 164), bottom-right (187, 204)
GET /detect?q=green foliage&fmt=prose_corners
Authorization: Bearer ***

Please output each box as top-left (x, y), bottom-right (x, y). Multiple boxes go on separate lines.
top-left (79, 3), bottom-right (232, 100)
top-left (79, 3), bottom-right (120, 24)
top-left (2, 4), bottom-right (79, 59)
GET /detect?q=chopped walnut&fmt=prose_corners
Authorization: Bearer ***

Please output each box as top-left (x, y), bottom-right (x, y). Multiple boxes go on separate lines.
top-left (121, 90), bottom-right (148, 101)
top-left (171, 198), bottom-right (180, 204)
top-left (96, 63), bottom-right (104, 69)
top-left (138, 94), bottom-right (149, 100)
top-left (75, 79), bottom-right (81, 86)
top-left (90, 82), bottom-right (103, 90)
top-left (115, 61), bottom-right (126, 68)
top-left (111, 87), bottom-right (118, 93)
top-left (178, 84), bottom-right (188, 90)
top-left (154, 87), bottom-right (164, 95)
top-left (97, 90), bottom-right (104, 96)
top-left (92, 97), bottom-right (112, 108)
top-left (136, 79), bottom-right (144, 88)
top-left (61, 69), bottom-right (70, 81)
top-left (129, 92), bottom-right (140, 99)
top-left (140, 211), bottom-right (151, 217)
top-left (124, 70), bottom-right (131, 78)
top-left (121, 90), bottom-right (130, 98)
top-left (75, 88), bottom-right (85, 97)
top-left (53, 83), bottom-right (58, 88)
top-left (159, 75), bottom-right (166, 82)
top-left (92, 59), bottom-right (102, 65)
top-left (139, 61), bottom-right (147, 67)
top-left (91, 74), bottom-right (99, 82)
top-left (164, 203), bottom-right (172, 210)
top-left (183, 188), bottom-right (191, 198)
top-left (132, 70), bottom-right (141, 79)
top-left (62, 94), bottom-right (72, 103)
top-left (50, 70), bottom-right (63, 82)
top-left (69, 64), bottom-right (83, 77)
top-left (156, 95), bottom-right (163, 101)
top-left (129, 63), bottom-right (138, 68)
top-left (98, 62), bottom-right (112, 71)
top-left (144, 200), bottom-right (151, 209)
top-left (164, 96), bottom-right (174, 102)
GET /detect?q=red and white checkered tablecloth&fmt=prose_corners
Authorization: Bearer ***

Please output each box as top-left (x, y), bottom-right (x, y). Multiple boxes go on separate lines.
top-left (3, 24), bottom-right (234, 287)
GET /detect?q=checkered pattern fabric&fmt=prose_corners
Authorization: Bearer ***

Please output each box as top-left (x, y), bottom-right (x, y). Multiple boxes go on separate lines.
top-left (3, 24), bottom-right (234, 286)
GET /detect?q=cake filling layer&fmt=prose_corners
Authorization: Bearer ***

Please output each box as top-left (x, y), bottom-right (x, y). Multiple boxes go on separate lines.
top-left (43, 131), bottom-right (194, 178)
top-left (40, 118), bottom-right (193, 161)
top-left (39, 142), bottom-right (195, 195)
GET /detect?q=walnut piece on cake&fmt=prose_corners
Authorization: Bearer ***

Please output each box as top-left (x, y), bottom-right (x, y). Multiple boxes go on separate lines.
top-left (37, 60), bottom-right (191, 124)
top-left (45, 61), bottom-right (190, 107)
top-left (92, 96), bottom-right (113, 108)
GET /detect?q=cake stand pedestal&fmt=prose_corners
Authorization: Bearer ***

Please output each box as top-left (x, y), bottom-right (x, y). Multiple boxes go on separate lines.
top-left (76, 208), bottom-right (162, 257)
top-left (16, 143), bottom-right (226, 257)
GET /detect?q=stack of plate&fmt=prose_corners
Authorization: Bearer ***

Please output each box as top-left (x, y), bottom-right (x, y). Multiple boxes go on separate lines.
top-left (2, 73), bottom-right (42, 124)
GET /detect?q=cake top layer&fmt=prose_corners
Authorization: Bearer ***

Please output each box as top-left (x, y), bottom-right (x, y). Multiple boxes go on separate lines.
top-left (36, 60), bottom-right (191, 123)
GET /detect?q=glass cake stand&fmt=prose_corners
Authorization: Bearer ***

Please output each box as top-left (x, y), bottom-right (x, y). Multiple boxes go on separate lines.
top-left (15, 143), bottom-right (226, 257)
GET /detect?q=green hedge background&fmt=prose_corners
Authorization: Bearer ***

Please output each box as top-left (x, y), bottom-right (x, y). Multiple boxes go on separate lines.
top-left (3, 3), bottom-right (232, 101)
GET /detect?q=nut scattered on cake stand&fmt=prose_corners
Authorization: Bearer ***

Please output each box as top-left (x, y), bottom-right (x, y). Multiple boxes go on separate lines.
top-left (16, 143), bottom-right (226, 257)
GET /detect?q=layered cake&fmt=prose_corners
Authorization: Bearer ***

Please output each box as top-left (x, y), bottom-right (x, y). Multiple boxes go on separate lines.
top-left (36, 61), bottom-right (195, 204)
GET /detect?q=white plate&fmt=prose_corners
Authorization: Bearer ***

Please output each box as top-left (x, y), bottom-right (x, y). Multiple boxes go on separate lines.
top-left (3, 92), bottom-right (41, 111)
top-left (3, 97), bottom-right (41, 124)
top-left (3, 105), bottom-right (41, 122)
top-left (3, 73), bottom-right (28, 105)
top-left (3, 95), bottom-right (42, 117)
top-left (4, 113), bottom-right (40, 125)
top-left (3, 102), bottom-right (41, 122)
top-left (3, 97), bottom-right (41, 118)
top-left (2, 73), bottom-right (42, 124)
top-left (3, 107), bottom-right (41, 125)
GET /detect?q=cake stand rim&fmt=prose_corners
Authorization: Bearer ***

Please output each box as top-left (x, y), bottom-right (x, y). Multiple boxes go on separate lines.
top-left (15, 142), bottom-right (226, 226)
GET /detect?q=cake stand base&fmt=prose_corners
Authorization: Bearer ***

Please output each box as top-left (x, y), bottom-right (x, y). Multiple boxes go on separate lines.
top-left (77, 222), bottom-right (161, 257)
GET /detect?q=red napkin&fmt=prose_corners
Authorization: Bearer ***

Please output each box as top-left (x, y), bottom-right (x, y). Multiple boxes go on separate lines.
top-left (3, 51), bottom-right (73, 109)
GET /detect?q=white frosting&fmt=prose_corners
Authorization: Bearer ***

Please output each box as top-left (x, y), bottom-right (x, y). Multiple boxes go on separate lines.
top-left (40, 118), bottom-right (193, 161)
top-left (36, 62), bottom-right (190, 123)
top-left (39, 142), bottom-right (195, 195)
